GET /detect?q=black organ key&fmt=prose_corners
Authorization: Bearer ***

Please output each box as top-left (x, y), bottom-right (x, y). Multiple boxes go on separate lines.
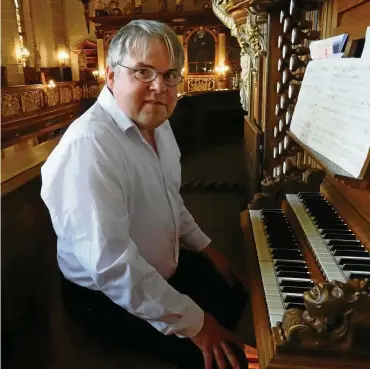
top-left (277, 271), bottom-right (310, 278)
top-left (329, 245), bottom-right (366, 252)
top-left (281, 286), bottom-right (311, 294)
top-left (285, 303), bottom-right (305, 309)
top-left (339, 258), bottom-right (370, 266)
top-left (321, 232), bottom-right (357, 240)
top-left (283, 294), bottom-right (304, 304)
top-left (326, 239), bottom-right (361, 247)
top-left (280, 280), bottom-right (313, 288)
top-left (275, 264), bottom-right (308, 272)
top-left (333, 250), bottom-right (369, 258)
top-left (271, 249), bottom-right (303, 260)
top-left (343, 264), bottom-right (370, 272)
top-left (349, 273), bottom-right (370, 280)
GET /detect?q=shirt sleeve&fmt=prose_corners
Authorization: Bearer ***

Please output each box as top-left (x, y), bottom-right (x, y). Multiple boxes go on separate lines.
top-left (41, 137), bottom-right (204, 338)
top-left (178, 194), bottom-right (211, 252)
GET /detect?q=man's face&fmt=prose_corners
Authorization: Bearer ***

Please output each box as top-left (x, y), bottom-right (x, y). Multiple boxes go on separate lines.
top-left (106, 39), bottom-right (179, 131)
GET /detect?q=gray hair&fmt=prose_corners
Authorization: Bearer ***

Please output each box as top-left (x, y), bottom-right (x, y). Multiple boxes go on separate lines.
top-left (106, 20), bottom-right (184, 73)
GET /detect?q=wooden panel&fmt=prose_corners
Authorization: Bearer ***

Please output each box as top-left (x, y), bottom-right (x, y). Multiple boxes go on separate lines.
top-left (1, 81), bottom-right (99, 148)
top-left (263, 11), bottom-right (281, 174)
top-left (336, 0), bottom-right (367, 14)
top-left (240, 210), bottom-right (274, 369)
top-left (244, 116), bottom-right (262, 196)
top-left (331, 0), bottom-right (370, 38)
top-left (322, 176), bottom-right (370, 250)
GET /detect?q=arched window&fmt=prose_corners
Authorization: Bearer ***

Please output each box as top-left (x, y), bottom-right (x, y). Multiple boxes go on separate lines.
top-left (187, 29), bottom-right (215, 74)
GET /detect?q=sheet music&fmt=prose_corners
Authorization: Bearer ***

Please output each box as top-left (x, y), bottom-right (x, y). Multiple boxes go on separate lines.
top-left (290, 60), bottom-right (332, 145)
top-left (362, 26), bottom-right (370, 60)
top-left (290, 59), bottom-right (370, 178)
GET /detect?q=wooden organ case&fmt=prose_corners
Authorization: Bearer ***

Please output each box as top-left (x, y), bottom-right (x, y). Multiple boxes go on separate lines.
top-left (212, 1), bottom-right (370, 368)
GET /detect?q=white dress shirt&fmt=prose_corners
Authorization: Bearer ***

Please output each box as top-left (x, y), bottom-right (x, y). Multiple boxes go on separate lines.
top-left (41, 86), bottom-right (211, 337)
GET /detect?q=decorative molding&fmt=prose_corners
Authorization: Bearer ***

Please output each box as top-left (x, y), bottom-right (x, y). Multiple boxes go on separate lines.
top-left (188, 77), bottom-right (216, 92)
top-left (212, 1), bottom-right (268, 110)
top-left (21, 91), bottom-right (43, 113)
top-left (1, 94), bottom-right (21, 118)
top-left (1, 82), bottom-right (99, 121)
top-left (273, 279), bottom-right (370, 351)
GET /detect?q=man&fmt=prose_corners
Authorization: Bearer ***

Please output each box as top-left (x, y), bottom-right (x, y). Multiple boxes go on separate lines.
top-left (41, 20), bottom-right (256, 369)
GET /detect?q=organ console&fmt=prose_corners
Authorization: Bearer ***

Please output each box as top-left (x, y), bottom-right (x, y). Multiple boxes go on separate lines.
top-left (213, 0), bottom-right (370, 368)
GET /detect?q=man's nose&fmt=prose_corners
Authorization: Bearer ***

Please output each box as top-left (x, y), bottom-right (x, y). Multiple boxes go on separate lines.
top-left (149, 73), bottom-right (167, 93)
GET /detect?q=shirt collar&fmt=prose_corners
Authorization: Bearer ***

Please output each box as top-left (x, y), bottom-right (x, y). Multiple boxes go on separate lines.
top-left (97, 85), bottom-right (135, 133)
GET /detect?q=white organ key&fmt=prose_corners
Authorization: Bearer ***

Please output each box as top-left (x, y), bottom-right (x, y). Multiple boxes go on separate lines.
top-left (286, 195), bottom-right (346, 283)
top-left (249, 211), bottom-right (285, 326)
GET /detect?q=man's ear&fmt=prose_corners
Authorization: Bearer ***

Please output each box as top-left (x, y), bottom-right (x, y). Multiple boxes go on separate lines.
top-left (106, 66), bottom-right (115, 89)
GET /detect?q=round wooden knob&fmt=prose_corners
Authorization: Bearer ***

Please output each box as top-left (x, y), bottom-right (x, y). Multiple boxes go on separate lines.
top-left (288, 83), bottom-right (301, 99)
top-left (291, 27), bottom-right (320, 45)
top-left (290, 54), bottom-right (309, 71)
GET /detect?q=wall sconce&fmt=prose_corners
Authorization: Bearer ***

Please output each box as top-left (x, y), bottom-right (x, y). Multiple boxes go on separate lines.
top-left (92, 70), bottom-right (99, 80)
top-left (215, 63), bottom-right (229, 82)
top-left (58, 51), bottom-right (69, 66)
top-left (99, 69), bottom-right (105, 79)
top-left (17, 47), bottom-right (30, 67)
top-left (47, 79), bottom-right (56, 89)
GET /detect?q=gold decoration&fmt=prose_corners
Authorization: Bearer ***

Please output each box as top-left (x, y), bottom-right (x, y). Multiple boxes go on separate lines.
top-left (245, 14), bottom-right (267, 58)
top-left (60, 88), bottom-right (73, 104)
top-left (21, 91), bottom-right (43, 113)
top-left (1, 94), bottom-right (21, 118)
top-left (88, 85), bottom-right (100, 97)
top-left (73, 86), bottom-right (82, 101)
top-left (276, 279), bottom-right (370, 349)
top-left (188, 77), bottom-right (215, 92)
top-left (44, 88), bottom-right (60, 107)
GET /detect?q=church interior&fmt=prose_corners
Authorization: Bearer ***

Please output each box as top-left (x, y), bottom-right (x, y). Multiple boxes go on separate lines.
top-left (1, 1), bottom-right (370, 369)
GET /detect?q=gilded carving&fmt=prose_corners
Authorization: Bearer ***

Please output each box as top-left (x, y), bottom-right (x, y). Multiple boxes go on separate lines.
top-left (1, 94), bottom-right (21, 118)
top-left (245, 14), bottom-right (267, 58)
top-left (212, 1), bottom-right (267, 112)
top-left (44, 88), bottom-right (60, 107)
top-left (73, 86), bottom-right (82, 101)
top-left (88, 85), bottom-right (100, 97)
top-left (188, 77), bottom-right (215, 92)
top-left (240, 51), bottom-right (250, 111)
top-left (60, 88), bottom-right (73, 104)
top-left (21, 91), bottom-right (43, 113)
top-left (275, 279), bottom-right (370, 349)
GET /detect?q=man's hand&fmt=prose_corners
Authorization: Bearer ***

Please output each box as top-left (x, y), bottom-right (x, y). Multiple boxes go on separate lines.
top-left (201, 245), bottom-right (249, 291)
top-left (190, 313), bottom-right (244, 369)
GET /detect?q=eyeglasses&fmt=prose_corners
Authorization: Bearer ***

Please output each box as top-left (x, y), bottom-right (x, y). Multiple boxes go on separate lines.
top-left (117, 63), bottom-right (183, 87)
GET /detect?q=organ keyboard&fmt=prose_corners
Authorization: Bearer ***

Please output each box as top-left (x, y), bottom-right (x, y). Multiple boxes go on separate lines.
top-left (286, 193), bottom-right (370, 281)
top-left (242, 190), bottom-right (370, 369)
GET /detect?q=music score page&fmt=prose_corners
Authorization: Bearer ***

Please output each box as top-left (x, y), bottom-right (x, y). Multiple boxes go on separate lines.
top-left (290, 58), bottom-right (370, 178)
